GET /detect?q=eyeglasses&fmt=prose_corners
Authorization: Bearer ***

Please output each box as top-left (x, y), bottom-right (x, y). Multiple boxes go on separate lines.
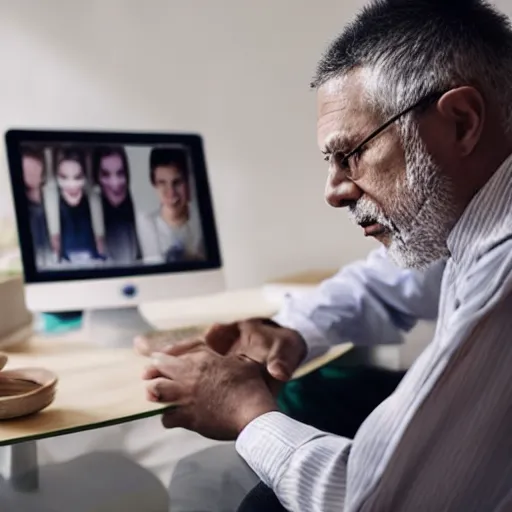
top-left (327, 90), bottom-right (447, 180)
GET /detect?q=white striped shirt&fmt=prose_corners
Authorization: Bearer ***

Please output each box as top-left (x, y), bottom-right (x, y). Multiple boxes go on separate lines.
top-left (236, 153), bottom-right (512, 511)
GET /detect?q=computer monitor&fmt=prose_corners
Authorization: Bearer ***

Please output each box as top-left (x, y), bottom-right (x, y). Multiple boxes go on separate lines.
top-left (6, 129), bottom-right (225, 345)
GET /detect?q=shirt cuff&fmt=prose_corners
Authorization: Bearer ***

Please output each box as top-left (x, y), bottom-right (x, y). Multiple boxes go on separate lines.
top-left (235, 411), bottom-right (326, 488)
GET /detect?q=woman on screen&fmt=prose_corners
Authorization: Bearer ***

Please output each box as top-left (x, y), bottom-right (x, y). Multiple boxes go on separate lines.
top-left (55, 148), bottom-right (103, 264)
top-left (92, 146), bottom-right (143, 264)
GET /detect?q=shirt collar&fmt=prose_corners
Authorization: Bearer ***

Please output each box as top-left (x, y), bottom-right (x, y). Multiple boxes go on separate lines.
top-left (447, 153), bottom-right (512, 265)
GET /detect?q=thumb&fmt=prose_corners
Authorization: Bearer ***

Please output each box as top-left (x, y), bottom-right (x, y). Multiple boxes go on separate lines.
top-left (267, 340), bottom-right (303, 382)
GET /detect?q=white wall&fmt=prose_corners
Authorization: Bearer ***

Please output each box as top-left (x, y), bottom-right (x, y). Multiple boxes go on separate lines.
top-left (2, 0), bottom-right (510, 292)
top-left (0, 0), bottom-right (378, 289)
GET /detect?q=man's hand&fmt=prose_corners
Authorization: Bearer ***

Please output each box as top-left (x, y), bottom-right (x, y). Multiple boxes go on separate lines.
top-left (143, 340), bottom-right (278, 440)
top-left (205, 319), bottom-right (307, 382)
top-left (134, 318), bottom-right (307, 383)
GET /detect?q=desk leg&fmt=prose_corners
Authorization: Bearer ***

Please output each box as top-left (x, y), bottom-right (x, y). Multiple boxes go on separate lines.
top-left (0, 442), bottom-right (39, 491)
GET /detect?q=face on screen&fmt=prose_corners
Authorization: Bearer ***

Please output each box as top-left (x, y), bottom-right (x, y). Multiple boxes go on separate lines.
top-left (21, 141), bottom-right (208, 271)
top-left (57, 160), bottom-right (86, 206)
top-left (154, 165), bottom-right (190, 220)
top-left (22, 156), bottom-right (44, 190)
top-left (98, 153), bottom-right (128, 207)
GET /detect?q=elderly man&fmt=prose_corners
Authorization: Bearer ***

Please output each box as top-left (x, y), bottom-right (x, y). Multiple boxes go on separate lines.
top-left (143, 0), bottom-right (512, 510)
top-left (163, 245), bottom-right (443, 511)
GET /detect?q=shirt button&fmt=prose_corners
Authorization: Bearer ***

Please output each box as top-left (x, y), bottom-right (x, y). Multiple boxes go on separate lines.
top-left (454, 299), bottom-right (461, 310)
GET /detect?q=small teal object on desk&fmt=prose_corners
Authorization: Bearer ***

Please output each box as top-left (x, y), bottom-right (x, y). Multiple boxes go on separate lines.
top-left (37, 311), bottom-right (83, 334)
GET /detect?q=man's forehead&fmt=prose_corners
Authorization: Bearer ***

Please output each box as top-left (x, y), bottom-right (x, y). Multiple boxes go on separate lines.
top-left (316, 72), bottom-right (374, 149)
top-left (317, 72), bottom-right (368, 116)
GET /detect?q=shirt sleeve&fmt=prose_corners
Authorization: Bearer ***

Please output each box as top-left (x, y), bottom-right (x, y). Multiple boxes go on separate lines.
top-left (273, 246), bottom-right (445, 360)
top-left (236, 412), bottom-right (351, 512)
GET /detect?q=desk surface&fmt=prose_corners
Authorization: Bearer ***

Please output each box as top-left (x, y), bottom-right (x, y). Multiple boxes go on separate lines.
top-left (0, 337), bottom-right (167, 446)
top-left (0, 274), bottom-right (351, 446)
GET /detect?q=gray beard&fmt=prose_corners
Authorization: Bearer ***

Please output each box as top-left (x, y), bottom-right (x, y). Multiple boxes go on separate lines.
top-left (348, 125), bottom-right (457, 270)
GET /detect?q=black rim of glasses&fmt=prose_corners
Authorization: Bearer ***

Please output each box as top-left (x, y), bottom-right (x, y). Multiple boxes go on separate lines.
top-left (340, 90), bottom-right (447, 169)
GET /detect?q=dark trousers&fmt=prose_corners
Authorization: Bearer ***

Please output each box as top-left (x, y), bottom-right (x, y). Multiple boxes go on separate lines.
top-left (237, 364), bottom-right (406, 512)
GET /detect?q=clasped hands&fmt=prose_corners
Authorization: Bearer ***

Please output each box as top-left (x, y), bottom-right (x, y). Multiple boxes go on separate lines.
top-left (137, 319), bottom-right (307, 441)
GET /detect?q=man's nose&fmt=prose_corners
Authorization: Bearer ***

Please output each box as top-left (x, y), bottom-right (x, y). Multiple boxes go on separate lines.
top-left (324, 169), bottom-right (362, 208)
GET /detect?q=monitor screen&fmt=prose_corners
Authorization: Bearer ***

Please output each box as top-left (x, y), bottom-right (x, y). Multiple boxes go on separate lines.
top-left (6, 130), bottom-right (222, 284)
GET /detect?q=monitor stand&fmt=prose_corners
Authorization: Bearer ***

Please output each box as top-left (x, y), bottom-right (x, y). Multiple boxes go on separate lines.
top-left (83, 307), bottom-right (155, 349)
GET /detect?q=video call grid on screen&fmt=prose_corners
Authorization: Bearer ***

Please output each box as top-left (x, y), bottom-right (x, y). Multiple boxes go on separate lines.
top-left (6, 130), bottom-right (222, 284)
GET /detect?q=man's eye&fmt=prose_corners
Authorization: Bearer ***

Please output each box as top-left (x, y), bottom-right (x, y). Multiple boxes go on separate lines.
top-left (351, 147), bottom-right (364, 162)
top-left (333, 152), bottom-right (349, 169)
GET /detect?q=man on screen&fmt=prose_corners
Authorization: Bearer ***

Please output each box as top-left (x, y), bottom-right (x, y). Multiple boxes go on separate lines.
top-left (146, 147), bottom-right (205, 262)
top-left (21, 146), bottom-right (54, 268)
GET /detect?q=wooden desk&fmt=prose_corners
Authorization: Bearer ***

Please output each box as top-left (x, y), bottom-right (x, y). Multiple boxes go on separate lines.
top-left (1, 286), bottom-right (351, 445)
top-left (0, 336), bottom-right (169, 491)
top-left (0, 280), bottom-right (352, 488)
top-left (0, 338), bottom-right (167, 447)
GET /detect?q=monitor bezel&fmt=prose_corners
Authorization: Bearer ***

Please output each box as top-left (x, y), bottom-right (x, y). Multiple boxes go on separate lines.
top-left (6, 129), bottom-right (222, 284)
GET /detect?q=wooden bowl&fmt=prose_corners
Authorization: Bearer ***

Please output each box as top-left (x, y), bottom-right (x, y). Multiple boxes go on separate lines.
top-left (0, 356), bottom-right (57, 420)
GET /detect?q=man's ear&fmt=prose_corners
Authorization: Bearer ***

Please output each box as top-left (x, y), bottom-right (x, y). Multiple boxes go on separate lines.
top-left (437, 86), bottom-right (485, 157)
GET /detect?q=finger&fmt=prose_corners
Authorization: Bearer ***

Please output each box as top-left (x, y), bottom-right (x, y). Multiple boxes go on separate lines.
top-left (267, 339), bottom-right (303, 381)
top-left (164, 338), bottom-right (206, 357)
top-left (146, 388), bottom-right (161, 402)
top-left (237, 323), bottom-right (271, 364)
top-left (146, 377), bottom-right (182, 404)
top-left (133, 333), bottom-right (180, 357)
top-left (205, 322), bottom-right (240, 355)
top-left (133, 335), bottom-right (154, 357)
top-left (150, 353), bottom-right (183, 379)
top-left (142, 364), bottom-right (162, 380)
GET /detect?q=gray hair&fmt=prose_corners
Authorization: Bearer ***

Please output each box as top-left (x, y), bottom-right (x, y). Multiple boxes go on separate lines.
top-left (312, 0), bottom-right (512, 133)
